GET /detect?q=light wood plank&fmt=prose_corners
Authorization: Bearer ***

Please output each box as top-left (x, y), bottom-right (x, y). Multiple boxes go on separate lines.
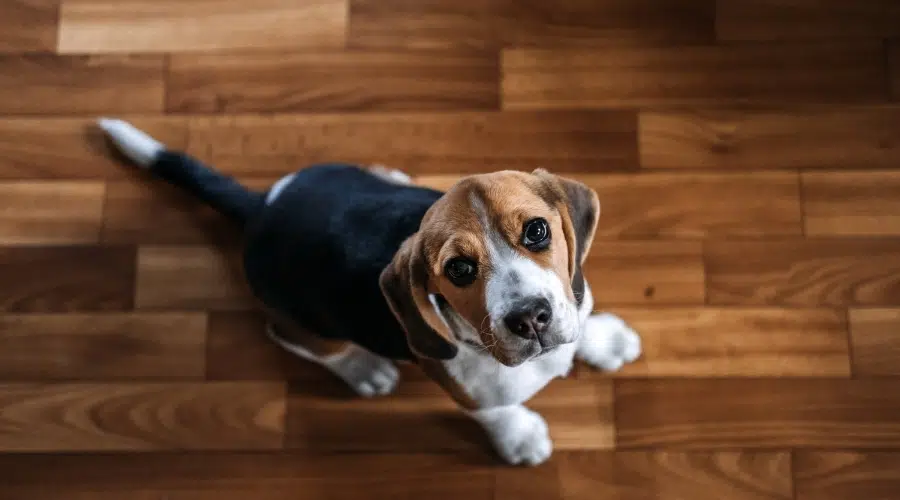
top-left (795, 452), bottom-right (900, 500)
top-left (168, 50), bottom-right (499, 113)
top-left (136, 245), bottom-right (253, 310)
top-left (187, 111), bottom-right (638, 176)
top-left (803, 171), bottom-right (900, 236)
top-left (0, 182), bottom-right (104, 244)
top-left (0, 55), bottom-right (164, 114)
top-left (0, 0), bottom-right (59, 52)
top-left (503, 42), bottom-right (887, 109)
top-left (639, 106), bottom-right (900, 170)
top-left (58, 0), bottom-right (346, 54)
top-left (608, 307), bottom-right (850, 377)
top-left (717, 0), bottom-right (900, 41)
top-left (705, 239), bottom-right (900, 306)
top-left (849, 308), bottom-right (900, 377)
top-left (615, 379), bottom-right (900, 448)
top-left (0, 245), bottom-right (135, 312)
top-left (0, 313), bottom-right (206, 380)
top-left (0, 382), bottom-right (284, 451)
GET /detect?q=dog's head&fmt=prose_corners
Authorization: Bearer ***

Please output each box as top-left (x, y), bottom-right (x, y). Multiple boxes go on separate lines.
top-left (380, 169), bottom-right (599, 366)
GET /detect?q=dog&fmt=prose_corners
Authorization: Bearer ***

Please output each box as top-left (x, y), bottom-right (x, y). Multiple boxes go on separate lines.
top-left (97, 118), bottom-right (642, 466)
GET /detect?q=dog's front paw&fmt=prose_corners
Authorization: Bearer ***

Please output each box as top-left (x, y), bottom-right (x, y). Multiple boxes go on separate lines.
top-left (577, 313), bottom-right (642, 372)
top-left (474, 406), bottom-right (553, 466)
top-left (327, 345), bottom-right (401, 398)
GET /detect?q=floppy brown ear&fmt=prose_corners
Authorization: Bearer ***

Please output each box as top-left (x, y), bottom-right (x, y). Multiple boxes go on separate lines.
top-left (379, 234), bottom-right (459, 360)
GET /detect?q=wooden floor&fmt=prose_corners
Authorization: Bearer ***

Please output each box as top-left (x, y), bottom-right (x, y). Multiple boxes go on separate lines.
top-left (2, 0), bottom-right (900, 498)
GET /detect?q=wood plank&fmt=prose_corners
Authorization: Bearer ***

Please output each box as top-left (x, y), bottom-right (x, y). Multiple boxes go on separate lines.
top-left (0, 451), bottom-right (495, 500)
top-left (607, 307), bottom-right (850, 377)
top-left (891, 42), bottom-right (900, 101)
top-left (705, 239), bottom-right (900, 306)
top-left (849, 308), bottom-right (900, 377)
top-left (286, 378), bottom-right (613, 454)
top-left (168, 50), bottom-right (499, 113)
top-left (615, 379), bottom-right (900, 448)
top-left (0, 245), bottom-right (135, 312)
top-left (0, 55), bottom-right (164, 114)
top-left (639, 106), bottom-right (900, 170)
top-left (552, 451), bottom-right (792, 500)
top-left (717, 0), bottom-right (900, 41)
top-left (135, 245), bottom-right (253, 310)
top-left (58, 0), bottom-right (346, 54)
top-left (803, 171), bottom-right (900, 236)
top-left (0, 382), bottom-right (284, 451)
top-left (0, 117), bottom-right (188, 179)
top-left (502, 42), bottom-right (887, 109)
top-left (187, 111), bottom-right (638, 176)
top-left (0, 0), bottom-right (59, 52)
top-left (0, 181), bottom-right (104, 244)
top-left (0, 313), bottom-right (206, 380)
top-left (795, 452), bottom-right (900, 500)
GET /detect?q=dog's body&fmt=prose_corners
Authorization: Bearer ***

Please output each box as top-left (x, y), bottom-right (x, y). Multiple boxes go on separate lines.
top-left (98, 118), bottom-right (642, 466)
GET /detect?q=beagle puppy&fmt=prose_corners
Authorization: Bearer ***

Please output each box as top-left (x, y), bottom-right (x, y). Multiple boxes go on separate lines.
top-left (98, 118), bottom-right (642, 466)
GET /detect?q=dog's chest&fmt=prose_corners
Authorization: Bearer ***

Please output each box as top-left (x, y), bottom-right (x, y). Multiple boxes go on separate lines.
top-left (443, 343), bottom-right (577, 408)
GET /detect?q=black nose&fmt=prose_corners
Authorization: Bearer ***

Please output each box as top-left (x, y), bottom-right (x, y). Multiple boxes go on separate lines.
top-left (503, 298), bottom-right (553, 339)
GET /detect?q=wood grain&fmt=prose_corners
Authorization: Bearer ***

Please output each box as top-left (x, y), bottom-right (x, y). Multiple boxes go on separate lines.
top-left (0, 117), bottom-right (188, 179)
top-left (891, 42), bottom-right (899, 101)
top-left (168, 50), bottom-right (499, 113)
top-left (609, 307), bottom-right (850, 377)
top-left (639, 106), bottom-right (900, 170)
top-left (615, 379), bottom-right (900, 448)
top-left (186, 111), bottom-right (638, 176)
top-left (555, 451), bottom-right (792, 500)
top-left (0, 382), bottom-right (284, 451)
top-left (0, 245), bottom-right (135, 312)
top-left (716, 0), bottom-right (900, 41)
top-left (849, 308), bottom-right (900, 377)
top-left (705, 239), bottom-right (900, 306)
top-left (803, 171), bottom-right (900, 236)
top-left (0, 181), bottom-right (104, 244)
top-left (795, 452), bottom-right (900, 500)
top-left (0, 452), bottom-right (495, 500)
top-left (0, 313), bottom-right (206, 380)
top-left (286, 378), bottom-right (613, 454)
top-left (503, 42), bottom-right (887, 109)
top-left (135, 245), bottom-right (253, 310)
top-left (58, 0), bottom-right (346, 54)
top-left (0, 55), bottom-right (164, 114)
top-left (0, 0), bottom-right (59, 52)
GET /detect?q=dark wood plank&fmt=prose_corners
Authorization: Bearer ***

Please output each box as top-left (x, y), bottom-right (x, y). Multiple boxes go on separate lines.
top-left (186, 111), bottom-right (638, 176)
top-left (891, 41), bottom-right (899, 101)
top-left (705, 239), bottom-right (900, 306)
top-left (0, 181), bottom-right (104, 244)
top-left (795, 452), bottom-right (900, 500)
top-left (0, 313), bottom-right (206, 380)
top-left (168, 50), bottom-right (499, 113)
top-left (348, 0), bottom-right (497, 50)
top-left (0, 451), bottom-right (495, 500)
top-left (0, 245), bottom-right (135, 312)
top-left (639, 106), bottom-right (900, 170)
top-left (503, 42), bottom-right (887, 109)
top-left (0, 117), bottom-right (188, 179)
top-left (0, 382), bottom-right (284, 451)
top-left (608, 307), bottom-right (850, 377)
top-left (58, 0), bottom-right (346, 54)
top-left (615, 379), bottom-right (900, 448)
top-left (0, 55), bottom-right (164, 114)
top-left (803, 171), bottom-right (900, 236)
top-left (0, 0), bottom-right (59, 52)
top-left (849, 308), bottom-right (900, 377)
top-left (135, 245), bottom-right (253, 310)
top-left (717, 0), bottom-right (900, 41)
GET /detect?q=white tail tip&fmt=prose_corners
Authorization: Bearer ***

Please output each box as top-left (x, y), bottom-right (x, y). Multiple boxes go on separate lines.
top-left (97, 117), bottom-right (165, 168)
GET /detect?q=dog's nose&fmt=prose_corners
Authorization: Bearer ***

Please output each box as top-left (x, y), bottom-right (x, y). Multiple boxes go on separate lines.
top-left (504, 298), bottom-right (553, 339)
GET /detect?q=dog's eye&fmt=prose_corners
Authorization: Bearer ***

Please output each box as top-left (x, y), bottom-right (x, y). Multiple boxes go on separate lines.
top-left (445, 258), bottom-right (477, 287)
top-left (522, 218), bottom-right (551, 251)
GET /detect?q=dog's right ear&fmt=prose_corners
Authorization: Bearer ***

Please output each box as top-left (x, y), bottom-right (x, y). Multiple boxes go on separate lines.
top-left (379, 234), bottom-right (459, 360)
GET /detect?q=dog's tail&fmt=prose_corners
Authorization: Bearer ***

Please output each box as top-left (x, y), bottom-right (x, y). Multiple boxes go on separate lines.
top-left (97, 118), bottom-right (264, 226)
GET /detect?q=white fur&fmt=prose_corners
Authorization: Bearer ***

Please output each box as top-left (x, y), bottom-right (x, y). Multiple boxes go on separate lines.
top-left (97, 118), bottom-right (165, 167)
top-left (576, 313), bottom-right (642, 371)
top-left (369, 164), bottom-right (412, 185)
top-left (468, 405), bottom-right (551, 466)
top-left (265, 173), bottom-right (296, 205)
